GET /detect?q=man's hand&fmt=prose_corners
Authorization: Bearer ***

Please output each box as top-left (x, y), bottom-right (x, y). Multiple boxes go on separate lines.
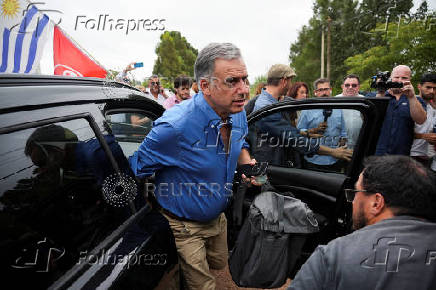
top-left (330, 145), bottom-right (353, 162)
top-left (306, 122), bottom-right (327, 135)
top-left (422, 133), bottom-right (436, 145)
top-left (401, 81), bottom-right (416, 99)
top-left (240, 159), bottom-right (263, 187)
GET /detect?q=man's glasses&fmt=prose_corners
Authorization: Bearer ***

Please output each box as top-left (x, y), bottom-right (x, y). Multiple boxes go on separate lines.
top-left (222, 76), bottom-right (249, 88)
top-left (315, 87), bottom-right (331, 92)
top-left (344, 84), bottom-right (358, 88)
top-left (344, 189), bottom-right (376, 202)
top-left (150, 81), bottom-right (160, 86)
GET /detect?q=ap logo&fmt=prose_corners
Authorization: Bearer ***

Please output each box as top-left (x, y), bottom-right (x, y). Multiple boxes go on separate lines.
top-left (361, 236), bottom-right (415, 273)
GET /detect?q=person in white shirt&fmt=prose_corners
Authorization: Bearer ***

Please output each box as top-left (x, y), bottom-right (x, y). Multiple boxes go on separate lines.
top-left (410, 73), bottom-right (436, 169)
top-left (335, 74), bottom-right (364, 149)
top-left (146, 75), bottom-right (168, 105)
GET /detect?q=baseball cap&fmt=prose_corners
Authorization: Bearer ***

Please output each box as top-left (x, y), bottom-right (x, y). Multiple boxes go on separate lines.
top-left (267, 64), bottom-right (296, 79)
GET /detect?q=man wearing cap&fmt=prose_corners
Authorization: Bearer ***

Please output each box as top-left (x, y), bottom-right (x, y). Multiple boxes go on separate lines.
top-left (251, 64), bottom-right (352, 166)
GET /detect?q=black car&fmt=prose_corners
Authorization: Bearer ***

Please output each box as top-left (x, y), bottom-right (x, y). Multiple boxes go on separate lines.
top-left (0, 74), bottom-right (389, 289)
top-left (0, 74), bottom-right (177, 289)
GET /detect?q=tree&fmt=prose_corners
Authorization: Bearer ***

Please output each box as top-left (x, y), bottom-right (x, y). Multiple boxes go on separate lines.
top-left (345, 15), bottom-right (436, 91)
top-left (289, 0), bottom-right (415, 93)
top-left (152, 31), bottom-right (198, 89)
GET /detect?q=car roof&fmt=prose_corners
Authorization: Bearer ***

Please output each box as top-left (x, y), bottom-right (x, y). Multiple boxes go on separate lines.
top-left (0, 74), bottom-right (162, 113)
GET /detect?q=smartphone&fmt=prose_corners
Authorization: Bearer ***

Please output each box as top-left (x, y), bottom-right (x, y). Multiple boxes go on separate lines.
top-left (134, 62), bottom-right (143, 68)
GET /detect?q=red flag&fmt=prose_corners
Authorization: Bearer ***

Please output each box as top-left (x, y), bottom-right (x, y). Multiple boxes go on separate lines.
top-left (53, 26), bottom-right (106, 78)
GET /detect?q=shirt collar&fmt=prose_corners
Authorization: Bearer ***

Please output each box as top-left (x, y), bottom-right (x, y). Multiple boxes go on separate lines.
top-left (195, 91), bottom-right (234, 127)
top-left (260, 88), bottom-right (278, 103)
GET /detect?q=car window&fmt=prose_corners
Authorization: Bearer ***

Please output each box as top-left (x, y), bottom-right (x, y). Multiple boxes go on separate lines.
top-left (248, 107), bottom-right (363, 174)
top-left (106, 112), bottom-right (154, 157)
top-left (0, 118), bottom-right (135, 288)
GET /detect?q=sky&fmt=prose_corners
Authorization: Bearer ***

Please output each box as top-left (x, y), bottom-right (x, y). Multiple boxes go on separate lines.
top-left (32, 0), bottom-right (436, 82)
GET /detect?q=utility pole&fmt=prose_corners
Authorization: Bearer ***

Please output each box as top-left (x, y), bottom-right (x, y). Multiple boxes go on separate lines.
top-left (321, 25), bottom-right (325, 78)
top-left (327, 16), bottom-right (331, 81)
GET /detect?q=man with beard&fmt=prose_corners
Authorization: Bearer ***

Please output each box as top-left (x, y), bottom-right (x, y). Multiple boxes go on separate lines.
top-left (375, 65), bottom-right (427, 155)
top-left (163, 75), bottom-right (193, 109)
top-left (289, 155), bottom-right (436, 290)
top-left (410, 73), bottom-right (436, 167)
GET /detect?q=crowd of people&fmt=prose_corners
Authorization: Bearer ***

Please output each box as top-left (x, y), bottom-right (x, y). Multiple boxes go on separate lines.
top-left (118, 58), bottom-right (436, 174)
top-left (119, 43), bottom-right (435, 289)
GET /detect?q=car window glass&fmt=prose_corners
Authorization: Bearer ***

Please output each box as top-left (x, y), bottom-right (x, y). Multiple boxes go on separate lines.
top-left (106, 112), bottom-right (153, 157)
top-left (248, 108), bottom-right (363, 173)
top-left (0, 118), bottom-right (135, 288)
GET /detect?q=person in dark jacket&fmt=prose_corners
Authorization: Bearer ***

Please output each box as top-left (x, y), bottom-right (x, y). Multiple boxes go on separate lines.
top-left (289, 155), bottom-right (436, 290)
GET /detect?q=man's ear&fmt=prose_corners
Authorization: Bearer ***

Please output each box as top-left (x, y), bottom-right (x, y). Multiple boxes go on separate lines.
top-left (369, 193), bottom-right (385, 215)
top-left (200, 78), bottom-right (211, 95)
top-left (417, 83), bottom-right (422, 92)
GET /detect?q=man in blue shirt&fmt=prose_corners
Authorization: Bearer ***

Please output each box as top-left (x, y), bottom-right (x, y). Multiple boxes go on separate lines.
top-left (129, 43), bottom-right (256, 289)
top-left (252, 64), bottom-right (353, 168)
top-left (375, 65), bottom-right (427, 156)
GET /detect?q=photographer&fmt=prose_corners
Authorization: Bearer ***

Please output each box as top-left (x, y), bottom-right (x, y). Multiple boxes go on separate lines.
top-left (375, 65), bottom-right (427, 156)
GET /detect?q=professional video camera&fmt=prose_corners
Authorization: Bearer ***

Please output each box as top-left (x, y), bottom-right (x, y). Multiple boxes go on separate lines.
top-left (370, 71), bottom-right (403, 91)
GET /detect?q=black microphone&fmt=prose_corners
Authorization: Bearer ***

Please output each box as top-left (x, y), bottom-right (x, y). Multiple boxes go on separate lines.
top-left (323, 109), bottom-right (332, 122)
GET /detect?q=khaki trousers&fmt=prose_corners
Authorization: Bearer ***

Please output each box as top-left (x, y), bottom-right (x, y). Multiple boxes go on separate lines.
top-left (162, 212), bottom-right (228, 290)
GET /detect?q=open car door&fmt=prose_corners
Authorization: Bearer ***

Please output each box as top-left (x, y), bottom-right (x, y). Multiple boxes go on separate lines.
top-left (228, 96), bottom-right (389, 281)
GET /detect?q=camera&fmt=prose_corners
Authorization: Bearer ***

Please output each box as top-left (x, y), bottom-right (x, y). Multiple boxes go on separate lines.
top-left (370, 71), bottom-right (403, 91)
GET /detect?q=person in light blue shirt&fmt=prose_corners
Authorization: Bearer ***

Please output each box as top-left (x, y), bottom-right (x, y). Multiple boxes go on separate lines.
top-left (297, 109), bottom-right (347, 167)
top-left (129, 43), bottom-right (256, 289)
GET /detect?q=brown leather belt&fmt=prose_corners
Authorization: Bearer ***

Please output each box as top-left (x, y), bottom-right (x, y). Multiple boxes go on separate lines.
top-left (160, 207), bottom-right (196, 223)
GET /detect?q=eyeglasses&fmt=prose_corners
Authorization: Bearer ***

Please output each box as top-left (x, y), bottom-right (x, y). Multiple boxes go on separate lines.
top-left (344, 84), bottom-right (358, 88)
top-left (344, 189), bottom-right (375, 202)
top-left (315, 87), bottom-right (331, 92)
top-left (222, 76), bottom-right (249, 88)
top-left (150, 81), bottom-right (160, 86)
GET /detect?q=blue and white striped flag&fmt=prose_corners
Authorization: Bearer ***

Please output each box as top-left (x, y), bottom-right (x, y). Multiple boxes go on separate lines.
top-left (0, 0), bottom-right (53, 73)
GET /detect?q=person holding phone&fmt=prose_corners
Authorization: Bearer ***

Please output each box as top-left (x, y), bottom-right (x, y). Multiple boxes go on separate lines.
top-left (147, 75), bottom-right (167, 105)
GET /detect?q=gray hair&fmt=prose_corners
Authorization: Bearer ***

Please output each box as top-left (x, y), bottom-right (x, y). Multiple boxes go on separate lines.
top-left (194, 43), bottom-right (242, 83)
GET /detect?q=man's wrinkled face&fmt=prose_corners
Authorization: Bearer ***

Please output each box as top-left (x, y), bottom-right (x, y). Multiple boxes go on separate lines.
top-left (314, 82), bottom-right (332, 97)
top-left (341, 77), bottom-right (360, 96)
top-left (418, 82), bottom-right (436, 101)
top-left (149, 77), bottom-right (160, 94)
top-left (352, 173), bottom-right (370, 230)
top-left (176, 85), bottom-right (191, 100)
top-left (203, 58), bottom-right (249, 116)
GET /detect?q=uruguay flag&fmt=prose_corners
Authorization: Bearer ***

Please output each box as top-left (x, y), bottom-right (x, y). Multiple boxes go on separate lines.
top-left (0, 0), bottom-right (53, 73)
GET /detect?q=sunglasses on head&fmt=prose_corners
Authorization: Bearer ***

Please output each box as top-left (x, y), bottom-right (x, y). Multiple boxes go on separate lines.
top-left (344, 84), bottom-right (358, 88)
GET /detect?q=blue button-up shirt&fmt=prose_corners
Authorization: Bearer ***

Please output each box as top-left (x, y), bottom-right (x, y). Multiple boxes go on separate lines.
top-left (251, 90), bottom-right (319, 165)
top-left (297, 109), bottom-right (347, 165)
top-left (375, 94), bottom-right (426, 156)
top-left (129, 92), bottom-right (249, 222)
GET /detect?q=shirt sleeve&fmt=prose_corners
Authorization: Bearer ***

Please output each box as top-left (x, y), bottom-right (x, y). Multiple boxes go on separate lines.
top-left (129, 122), bottom-right (180, 178)
top-left (340, 111), bottom-right (347, 138)
top-left (288, 246), bottom-right (329, 290)
top-left (297, 111), bottom-right (308, 131)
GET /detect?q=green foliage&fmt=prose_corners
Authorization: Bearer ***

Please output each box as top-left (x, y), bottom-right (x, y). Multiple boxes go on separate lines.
top-left (152, 31), bottom-right (198, 88)
top-left (289, 0), bottom-right (416, 92)
top-left (345, 15), bottom-right (436, 91)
